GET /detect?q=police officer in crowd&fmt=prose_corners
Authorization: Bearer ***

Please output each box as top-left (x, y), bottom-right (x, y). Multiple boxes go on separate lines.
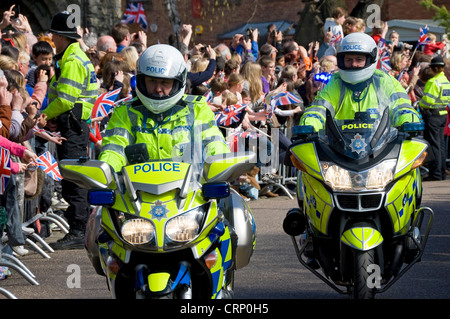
top-left (300, 32), bottom-right (420, 130)
top-left (43, 12), bottom-right (98, 250)
top-left (419, 56), bottom-right (450, 181)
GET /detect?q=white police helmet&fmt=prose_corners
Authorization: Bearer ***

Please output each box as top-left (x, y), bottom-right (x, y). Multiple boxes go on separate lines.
top-left (336, 33), bottom-right (378, 84)
top-left (135, 44), bottom-right (187, 114)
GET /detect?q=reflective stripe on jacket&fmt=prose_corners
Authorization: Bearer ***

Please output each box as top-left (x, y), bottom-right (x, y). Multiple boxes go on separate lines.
top-left (99, 95), bottom-right (230, 172)
top-left (44, 42), bottom-right (98, 120)
top-left (300, 69), bottom-right (420, 131)
top-left (419, 72), bottom-right (450, 111)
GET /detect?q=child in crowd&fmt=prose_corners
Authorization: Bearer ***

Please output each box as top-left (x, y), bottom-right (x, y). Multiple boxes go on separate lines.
top-left (227, 73), bottom-right (245, 103)
top-left (25, 41), bottom-right (53, 88)
top-left (207, 77), bottom-right (228, 112)
top-left (423, 33), bottom-right (447, 56)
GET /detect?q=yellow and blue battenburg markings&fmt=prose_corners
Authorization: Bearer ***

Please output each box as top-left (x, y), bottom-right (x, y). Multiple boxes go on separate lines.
top-left (211, 226), bottom-right (232, 298)
top-left (386, 171), bottom-right (417, 233)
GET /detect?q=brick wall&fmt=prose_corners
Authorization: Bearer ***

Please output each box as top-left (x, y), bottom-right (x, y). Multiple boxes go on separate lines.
top-left (141, 0), bottom-right (304, 46)
top-left (134, 0), bottom-right (448, 47)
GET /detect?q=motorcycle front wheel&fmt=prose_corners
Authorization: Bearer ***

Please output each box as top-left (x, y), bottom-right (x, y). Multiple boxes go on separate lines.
top-left (352, 249), bottom-right (376, 299)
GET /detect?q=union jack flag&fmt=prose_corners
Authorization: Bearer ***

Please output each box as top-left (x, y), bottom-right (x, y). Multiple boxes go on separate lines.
top-left (36, 151), bottom-right (63, 181)
top-left (232, 130), bottom-right (260, 139)
top-left (121, 2), bottom-right (148, 31)
top-left (379, 50), bottom-right (391, 72)
top-left (418, 26), bottom-right (430, 46)
top-left (227, 128), bottom-right (262, 152)
top-left (0, 148), bottom-right (11, 195)
top-left (330, 30), bottom-right (343, 47)
top-left (215, 104), bottom-right (246, 126)
top-left (32, 125), bottom-right (61, 138)
top-left (91, 88), bottom-right (121, 119)
top-left (376, 39), bottom-right (391, 72)
top-left (265, 103), bottom-right (275, 121)
top-left (270, 91), bottom-right (303, 107)
top-left (203, 90), bottom-right (214, 104)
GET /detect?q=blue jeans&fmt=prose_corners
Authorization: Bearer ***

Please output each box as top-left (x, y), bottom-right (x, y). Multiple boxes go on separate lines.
top-left (2, 177), bottom-right (25, 246)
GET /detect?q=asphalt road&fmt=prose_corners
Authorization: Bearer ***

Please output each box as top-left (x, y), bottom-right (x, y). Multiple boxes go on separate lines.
top-left (1, 178), bottom-right (449, 300)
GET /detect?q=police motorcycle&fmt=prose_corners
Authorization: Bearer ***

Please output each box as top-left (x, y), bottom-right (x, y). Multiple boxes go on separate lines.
top-left (59, 145), bottom-right (256, 299)
top-left (283, 104), bottom-right (434, 299)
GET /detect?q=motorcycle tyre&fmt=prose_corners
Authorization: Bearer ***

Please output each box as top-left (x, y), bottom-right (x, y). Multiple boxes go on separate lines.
top-left (352, 249), bottom-right (376, 299)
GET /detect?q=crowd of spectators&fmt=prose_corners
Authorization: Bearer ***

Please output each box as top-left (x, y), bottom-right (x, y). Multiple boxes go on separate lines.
top-left (0, 5), bottom-right (449, 260)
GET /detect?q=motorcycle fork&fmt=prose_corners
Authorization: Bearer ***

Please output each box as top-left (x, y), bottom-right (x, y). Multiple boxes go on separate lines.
top-left (375, 206), bottom-right (434, 294)
top-left (291, 233), bottom-right (349, 295)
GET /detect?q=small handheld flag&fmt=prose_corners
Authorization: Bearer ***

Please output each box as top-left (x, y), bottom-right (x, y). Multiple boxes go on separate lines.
top-left (418, 26), bottom-right (430, 46)
top-left (0, 148), bottom-right (11, 195)
top-left (91, 88), bottom-right (121, 119)
top-left (214, 104), bottom-right (247, 126)
top-left (36, 151), bottom-right (63, 181)
top-left (121, 2), bottom-right (148, 31)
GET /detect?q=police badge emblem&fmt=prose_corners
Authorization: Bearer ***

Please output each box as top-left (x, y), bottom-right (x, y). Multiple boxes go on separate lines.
top-left (150, 200), bottom-right (168, 221)
top-left (350, 133), bottom-right (367, 154)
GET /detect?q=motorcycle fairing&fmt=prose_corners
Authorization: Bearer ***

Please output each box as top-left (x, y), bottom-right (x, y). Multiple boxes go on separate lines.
top-left (290, 143), bottom-right (323, 181)
top-left (394, 140), bottom-right (427, 179)
top-left (341, 227), bottom-right (383, 251)
top-left (302, 173), bottom-right (333, 235)
top-left (203, 152), bottom-right (257, 183)
top-left (59, 159), bottom-right (115, 189)
top-left (385, 170), bottom-right (418, 234)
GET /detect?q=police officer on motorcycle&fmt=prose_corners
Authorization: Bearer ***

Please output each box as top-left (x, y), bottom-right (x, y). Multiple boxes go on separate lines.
top-left (300, 32), bottom-right (420, 129)
top-left (99, 43), bottom-right (230, 172)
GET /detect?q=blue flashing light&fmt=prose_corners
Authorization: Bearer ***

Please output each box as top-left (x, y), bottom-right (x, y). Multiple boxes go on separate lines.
top-left (130, 75), bottom-right (136, 89)
top-left (402, 122), bottom-right (425, 132)
top-left (212, 221), bottom-right (225, 237)
top-left (202, 182), bottom-right (230, 199)
top-left (88, 190), bottom-right (115, 205)
top-left (292, 125), bottom-right (315, 136)
top-left (314, 72), bottom-right (332, 84)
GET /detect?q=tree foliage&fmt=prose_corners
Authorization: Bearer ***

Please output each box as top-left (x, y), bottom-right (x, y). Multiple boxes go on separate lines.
top-left (420, 0), bottom-right (450, 35)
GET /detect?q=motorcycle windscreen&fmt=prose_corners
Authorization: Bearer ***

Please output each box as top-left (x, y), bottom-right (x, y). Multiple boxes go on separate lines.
top-left (320, 104), bottom-right (398, 160)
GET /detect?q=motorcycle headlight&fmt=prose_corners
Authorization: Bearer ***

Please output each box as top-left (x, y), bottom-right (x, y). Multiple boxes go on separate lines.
top-left (322, 164), bottom-right (352, 190)
top-left (365, 159), bottom-right (396, 189)
top-left (121, 218), bottom-right (155, 245)
top-left (165, 204), bottom-right (207, 243)
top-left (321, 159), bottom-right (396, 192)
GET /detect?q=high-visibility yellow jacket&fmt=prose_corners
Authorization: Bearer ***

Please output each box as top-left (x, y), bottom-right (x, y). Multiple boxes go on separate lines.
top-left (300, 69), bottom-right (420, 131)
top-left (99, 95), bottom-right (230, 172)
top-left (43, 42), bottom-right (97, 120)
top-left (419, 71), bottom-right (450, 115)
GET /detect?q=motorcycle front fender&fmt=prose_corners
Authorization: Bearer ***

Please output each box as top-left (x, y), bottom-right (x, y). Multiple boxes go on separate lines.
top-left (147, 272), bottom-right (172, 292)
top-left (341, 227), bottom-right (384, 251)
